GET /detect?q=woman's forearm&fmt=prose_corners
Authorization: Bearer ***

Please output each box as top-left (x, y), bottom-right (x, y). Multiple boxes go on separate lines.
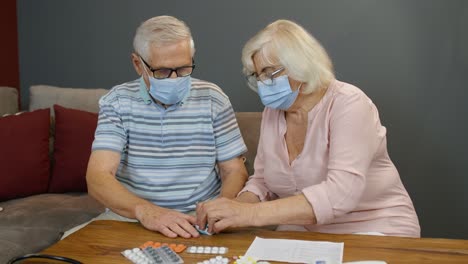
top-left (252, 194), bottom-right (317, 226)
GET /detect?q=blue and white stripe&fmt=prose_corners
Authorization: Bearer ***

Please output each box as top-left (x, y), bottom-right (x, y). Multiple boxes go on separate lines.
top-left (92, 78), bottom-right (247, 212)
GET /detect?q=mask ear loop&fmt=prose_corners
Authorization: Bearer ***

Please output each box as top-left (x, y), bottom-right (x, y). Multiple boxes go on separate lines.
top-left (139, 57), bottom-right (152, 79)
top-left (139, 57), bottom-right (155, 97)
top-left (139, 57), bottom-right (159, 104)
top-left (296, 82), bottom-right (304, 93)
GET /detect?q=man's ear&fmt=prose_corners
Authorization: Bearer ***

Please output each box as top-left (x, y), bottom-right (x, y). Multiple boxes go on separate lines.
top-left (131, 53), bottom-right (143, 75)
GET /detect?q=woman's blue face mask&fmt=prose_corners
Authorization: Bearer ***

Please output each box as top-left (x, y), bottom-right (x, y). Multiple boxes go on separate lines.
top-left (257, 75), bottom-right (300, 110)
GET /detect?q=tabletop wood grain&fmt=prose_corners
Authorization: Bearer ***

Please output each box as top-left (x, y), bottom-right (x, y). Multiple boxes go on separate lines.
top-left (23, 220), bottom-right (468, 263)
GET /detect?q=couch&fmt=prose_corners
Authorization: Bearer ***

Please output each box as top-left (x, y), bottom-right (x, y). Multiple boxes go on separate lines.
top-left (0, 85), bottom-right (261, 263)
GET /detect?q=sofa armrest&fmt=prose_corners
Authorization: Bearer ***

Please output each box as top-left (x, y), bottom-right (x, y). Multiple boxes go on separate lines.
top-left (0, 193), bottom-right (104, 263)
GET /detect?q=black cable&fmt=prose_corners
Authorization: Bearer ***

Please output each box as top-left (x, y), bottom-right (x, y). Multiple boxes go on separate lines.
top-left (8, 253), bottom-right (82, 264)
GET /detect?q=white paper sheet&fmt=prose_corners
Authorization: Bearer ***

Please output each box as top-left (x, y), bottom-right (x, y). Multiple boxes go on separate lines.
top-left (244, 236), bottom-right (344, 264)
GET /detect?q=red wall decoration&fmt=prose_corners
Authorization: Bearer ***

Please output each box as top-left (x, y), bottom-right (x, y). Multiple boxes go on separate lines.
top-left (0, 0), bottom-right (20, 105)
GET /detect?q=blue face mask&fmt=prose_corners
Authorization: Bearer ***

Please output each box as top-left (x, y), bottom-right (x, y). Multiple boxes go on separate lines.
top-left (257, 75), bottom-right (300, 110)
top-left (141, 61), bottom-right (191, 105)
top-left (148, 75), bottom-right (191, 105)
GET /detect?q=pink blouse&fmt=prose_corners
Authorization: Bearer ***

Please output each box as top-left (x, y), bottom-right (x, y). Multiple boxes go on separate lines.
top-left (240, 80), bottom-right (420, 237)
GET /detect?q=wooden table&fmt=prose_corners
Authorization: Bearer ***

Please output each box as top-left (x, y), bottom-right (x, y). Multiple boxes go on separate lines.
top-left (26, 220), bottom-right (468, 263)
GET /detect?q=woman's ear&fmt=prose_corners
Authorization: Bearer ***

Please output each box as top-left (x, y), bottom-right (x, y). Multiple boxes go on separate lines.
top-left (297, 82), bottom-right (304, 92)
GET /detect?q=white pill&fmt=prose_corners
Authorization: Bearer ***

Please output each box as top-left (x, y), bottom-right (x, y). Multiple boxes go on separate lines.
top-left (204, 247), bottom-right (212, 253)
top-left (204, 260), bottom-right (210, 264)
top-left (197, 246), bottom-right (204, 253)
top-left (188, 246), bottom-right (197, 253)
top-left (222, 257), bottom-right (229, 263)
top-left (219, 247), bottom-right (227, 254)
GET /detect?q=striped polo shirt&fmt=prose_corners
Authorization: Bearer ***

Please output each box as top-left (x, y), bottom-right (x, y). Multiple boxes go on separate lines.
top-left (92, 77), bottom-right (247, 212)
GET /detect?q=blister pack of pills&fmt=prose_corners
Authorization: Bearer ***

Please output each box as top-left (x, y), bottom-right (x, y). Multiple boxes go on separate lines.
top-left (194, 224), bottom-right (213, 235)
top-left (197, 255), bottom-right (230, 264)
top-left (122, 245), bottom-right (184, 264)
top-left (140, 241), bottom-right (187, 253)
top-left (186, 246), bottom-right (228, 254)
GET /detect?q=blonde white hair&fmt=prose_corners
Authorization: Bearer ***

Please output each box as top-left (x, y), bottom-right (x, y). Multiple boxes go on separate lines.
top-left (242, 19), bottom-right (335, 94)
top-left (133, 15), bottom-right (195, 61)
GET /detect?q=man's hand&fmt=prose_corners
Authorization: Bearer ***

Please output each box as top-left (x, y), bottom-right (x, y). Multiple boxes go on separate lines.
top-left (196, 197), bottom-right (257, 234)
top-left (135, 204), bottom-right (199, 238)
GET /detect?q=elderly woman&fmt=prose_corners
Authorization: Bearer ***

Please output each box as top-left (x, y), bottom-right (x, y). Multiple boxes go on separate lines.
top-left (196, 19), bottom-right (420, 237)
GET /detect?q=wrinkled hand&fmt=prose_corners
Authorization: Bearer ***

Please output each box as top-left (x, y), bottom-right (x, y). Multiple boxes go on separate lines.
top-left (136, 205), bottom-right (199, 238)
top-left (196, 197), bottom-right (256, 233)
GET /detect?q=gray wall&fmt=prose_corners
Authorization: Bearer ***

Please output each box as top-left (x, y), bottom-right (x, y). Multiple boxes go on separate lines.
top-left (17, 0), bottom-right (468, 239)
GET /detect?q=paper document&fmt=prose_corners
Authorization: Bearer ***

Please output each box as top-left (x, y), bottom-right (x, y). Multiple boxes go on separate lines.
top-left (244, 236), bottom-right (344, 264)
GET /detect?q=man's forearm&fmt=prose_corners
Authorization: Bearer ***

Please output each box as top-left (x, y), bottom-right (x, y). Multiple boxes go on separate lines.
top-left (236, 191), bottom-right (261, 203)
top-left (219, 174), bottom-right (247, 198)
top-left (87, 172), bottom-right (156, 219)
top-left (218, 157), bottom-right (248, 199)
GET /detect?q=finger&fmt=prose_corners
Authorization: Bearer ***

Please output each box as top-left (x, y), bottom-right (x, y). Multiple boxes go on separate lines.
top-left (207, 216), bottom-right (219, 234)
top-left (169, 223), bottom-right (192, 239)
top-left (213, 218), bottom-right (232, 233)
top-left (196, 203), bottom-right (208, 228)
top-left (159, 226), bottom-right (177, 238)
top-left (184, 214), bottom-right (197, 225)
top-left (178, 219), bottom-right (200, 238)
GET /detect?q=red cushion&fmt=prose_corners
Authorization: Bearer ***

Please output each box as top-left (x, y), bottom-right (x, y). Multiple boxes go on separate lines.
top-left (48, 105), bottom-right (98, 193)
top-left (0, 109), bottom-right (51, 201)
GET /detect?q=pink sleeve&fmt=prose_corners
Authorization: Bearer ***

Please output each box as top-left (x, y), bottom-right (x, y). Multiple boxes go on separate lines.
top-left (238, 111), bottom-right (272, 201)
top-left (302, 92), bottom-right (384, 225)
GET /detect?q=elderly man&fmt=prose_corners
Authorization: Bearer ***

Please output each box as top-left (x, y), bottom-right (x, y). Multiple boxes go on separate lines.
top-left (83, 15), bottom-right (248, 238)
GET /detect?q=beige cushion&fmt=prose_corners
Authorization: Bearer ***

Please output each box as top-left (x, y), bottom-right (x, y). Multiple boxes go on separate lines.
top-left (235, 112), bottom-right (262, 175)
top-left (29, 85), bottom-right (109, 113)
top-left (0, 87), bottom-right (19, 116)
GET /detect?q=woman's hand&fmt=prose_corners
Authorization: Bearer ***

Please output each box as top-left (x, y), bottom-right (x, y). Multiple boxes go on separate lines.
top-left (196, 197), bottom-right (258, 233)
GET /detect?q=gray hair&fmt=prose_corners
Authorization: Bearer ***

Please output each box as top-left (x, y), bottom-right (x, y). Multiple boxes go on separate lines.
top-left (242, 19), bottom-right (335, 94)
top-left (133, 15), bottom-right (195, 61)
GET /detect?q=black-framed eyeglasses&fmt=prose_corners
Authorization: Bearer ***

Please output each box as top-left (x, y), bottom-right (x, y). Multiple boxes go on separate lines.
top-left (246, 67), bottom-right (285, 89)
top-left (140, 57), bottom-right (195, 79)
